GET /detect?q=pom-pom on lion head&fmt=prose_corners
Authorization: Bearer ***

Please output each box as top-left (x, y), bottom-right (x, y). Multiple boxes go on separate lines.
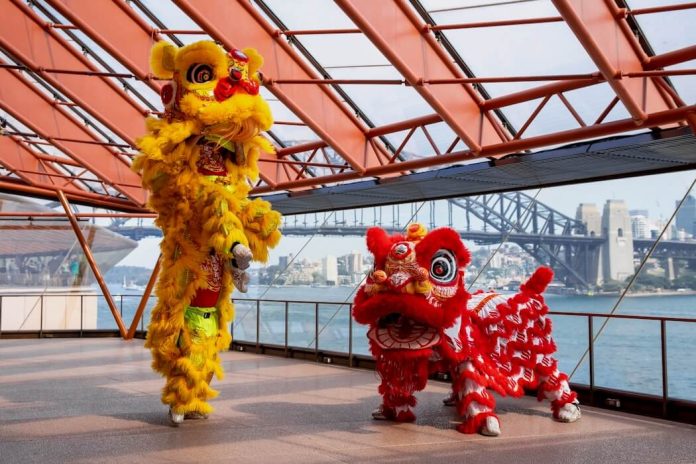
top-left (150, 40), bottom-right (272, 132)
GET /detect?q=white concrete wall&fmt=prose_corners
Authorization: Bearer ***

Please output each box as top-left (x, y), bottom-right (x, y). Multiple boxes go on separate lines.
top-left (0, 288), bottom-right (98, 331)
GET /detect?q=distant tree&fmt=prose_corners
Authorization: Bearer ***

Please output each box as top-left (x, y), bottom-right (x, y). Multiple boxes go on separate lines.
top-left (312, 271), bottom-right (323, 284)
top-left (601, 280), bottom-right (622, 292)
top-left (671, 274), bottom-right (696, 290)
top-left (631, 273), bottom-right (669, 290)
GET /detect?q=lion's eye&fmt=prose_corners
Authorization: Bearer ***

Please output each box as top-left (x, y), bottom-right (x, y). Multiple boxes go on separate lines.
top-left (430, 249), bottom-right (456, 284)
top-left (186, 63), bottom-right (214, 84)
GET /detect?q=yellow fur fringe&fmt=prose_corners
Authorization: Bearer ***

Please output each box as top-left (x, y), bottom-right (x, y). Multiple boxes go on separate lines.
top-left (133, 40), bottom-right (281, 415)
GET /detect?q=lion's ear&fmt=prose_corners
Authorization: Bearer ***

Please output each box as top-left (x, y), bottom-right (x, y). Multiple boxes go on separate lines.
top-left (243, 47), bottom-right (264, 80)
top-left (150, 41), bottom-right (177, 79)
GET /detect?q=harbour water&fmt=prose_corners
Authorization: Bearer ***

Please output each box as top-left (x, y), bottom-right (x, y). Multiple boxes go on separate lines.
top-left (99, 283), bottom-right (696, 402)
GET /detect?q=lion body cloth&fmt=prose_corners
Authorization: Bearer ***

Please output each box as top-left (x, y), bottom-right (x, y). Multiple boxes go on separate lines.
top-left (353, 224), bottom-right (580, 436)
top-left (133, 40), bottom-right (281, 424)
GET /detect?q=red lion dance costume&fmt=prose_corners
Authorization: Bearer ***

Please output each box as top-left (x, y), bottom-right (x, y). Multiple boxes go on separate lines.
top-left (133, 41), bottom-right (281, 425)
top-left (353, 223), bottom-right (580, 436)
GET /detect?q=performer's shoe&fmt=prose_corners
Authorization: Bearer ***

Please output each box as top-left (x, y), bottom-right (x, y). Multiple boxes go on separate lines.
top-left (371, 405), bottom-right (415, 422)
top-left (184, 411), bottom-right (209, 420)
top-left (371, 405), bottom-right (392, 420)
top-left (168, 407), bottom-right (184, 426)
top-left (556, 400), bottom-right (581, 423)
top-left (442, 392), bottom-right (456, 407)
top-left (480, 416), bottom-right (501, 437)
top-left (393, 405), bottom-right (416, 422)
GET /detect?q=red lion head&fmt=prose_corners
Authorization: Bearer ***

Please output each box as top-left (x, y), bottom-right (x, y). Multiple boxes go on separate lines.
top-left (353, 223), bottom-right (471, 351)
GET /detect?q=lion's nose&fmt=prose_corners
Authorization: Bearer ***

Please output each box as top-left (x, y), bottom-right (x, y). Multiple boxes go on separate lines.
top-left (229, 67), bottom-right (242, 81)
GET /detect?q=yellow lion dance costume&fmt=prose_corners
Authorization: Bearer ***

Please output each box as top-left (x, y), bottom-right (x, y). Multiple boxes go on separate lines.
top-left (133, 40), bottom-right (281, 425)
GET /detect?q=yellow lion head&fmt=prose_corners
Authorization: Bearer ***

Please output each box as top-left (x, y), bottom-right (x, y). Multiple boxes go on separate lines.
top-left (150, 40), bottom-right (272, 132)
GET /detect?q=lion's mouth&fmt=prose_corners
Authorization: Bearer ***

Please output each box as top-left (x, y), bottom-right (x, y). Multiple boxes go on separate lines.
top-left (367, 313), bottom-right (440, 350)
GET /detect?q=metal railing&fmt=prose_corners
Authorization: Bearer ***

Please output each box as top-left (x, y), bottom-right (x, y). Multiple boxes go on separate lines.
top-left (0, 292), bottom-right (153, 336)
top-left (230, 300), bottom-right (695, 398)
top-left (1, 293), bottom-right (695, 420)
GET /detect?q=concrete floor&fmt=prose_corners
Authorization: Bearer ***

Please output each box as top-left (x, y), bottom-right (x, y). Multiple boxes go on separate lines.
top-left (1, 338), bottom-right (695, 464)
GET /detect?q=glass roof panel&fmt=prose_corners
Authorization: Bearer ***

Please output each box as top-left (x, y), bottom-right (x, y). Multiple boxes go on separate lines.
top-left (626, 0), bottom-right (696, 104)
top-left (329, 67), bottom-right (436, 127)
top-left (422, 0), bottom-right (603, 135)
top-left (259, 0), bottom-right (357, 29)
top-left (254, 1), bottom-right (444, 129)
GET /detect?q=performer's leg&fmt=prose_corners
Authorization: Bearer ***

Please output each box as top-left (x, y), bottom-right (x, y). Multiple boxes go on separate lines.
top-left (535, 356), bottom-right (581, 422)
top-left (165, 306), bottom-right (219, 425)
top-left (372, 353), bottom-right (429, 422)
top-left (454, 361), bottom-right (500, 435)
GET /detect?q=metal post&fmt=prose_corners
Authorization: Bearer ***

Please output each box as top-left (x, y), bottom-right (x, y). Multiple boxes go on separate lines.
top-left (255, 300), bottom-right (260, 353)
top-left (661, 319), bottom-right (668, 418)
top-left (119, 295), bottom-right (123, 318)
top-left (127, 255), bottom-right (161, 339)
top-left (348, 303), bottom-right (353, 367)
top-left (39, 295), bottom-right (44, 337)
top-left (284, 301), bottom-right (289, 356)
top-left (588, 315), bottom-right (595, 404)
top-left (80, 295), bottom-right (84, 338)
top-left (315, 302), bottom-right (319, 360)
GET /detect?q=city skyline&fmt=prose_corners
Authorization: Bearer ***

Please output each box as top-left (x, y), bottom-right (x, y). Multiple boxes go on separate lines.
top-left (117, 171), bottom-right (696, 267)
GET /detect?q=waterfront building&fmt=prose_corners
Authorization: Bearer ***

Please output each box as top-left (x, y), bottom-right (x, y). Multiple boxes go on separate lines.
top-left (321, 255), bottom-right (338, 286)
top-left (602, 200), bottom-right (635, 283)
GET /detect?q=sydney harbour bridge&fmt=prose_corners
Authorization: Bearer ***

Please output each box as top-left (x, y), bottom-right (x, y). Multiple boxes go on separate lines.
top-left (109, 192), bottom-right (696, 289)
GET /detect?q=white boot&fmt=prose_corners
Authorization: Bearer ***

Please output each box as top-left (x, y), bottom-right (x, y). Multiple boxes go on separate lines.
top-left (168, 407), bottom-right (184, 426)
top-left (480, 416), bottom-right (501, 436)
top-left (556, 400), bottom-right (582, 423)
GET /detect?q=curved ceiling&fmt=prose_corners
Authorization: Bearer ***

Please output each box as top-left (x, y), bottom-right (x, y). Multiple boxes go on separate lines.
top-left (0, 0), bottom-right (694, 212)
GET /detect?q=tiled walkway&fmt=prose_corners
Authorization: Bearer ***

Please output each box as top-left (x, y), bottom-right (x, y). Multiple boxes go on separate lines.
top-left (1, 338), bottom-right (694, 463)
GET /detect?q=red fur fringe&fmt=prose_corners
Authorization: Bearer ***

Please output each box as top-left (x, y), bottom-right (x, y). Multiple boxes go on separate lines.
top-left (457, 412), bottom-right (498, 434)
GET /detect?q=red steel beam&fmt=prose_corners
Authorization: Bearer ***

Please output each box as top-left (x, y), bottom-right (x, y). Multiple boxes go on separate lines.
top-left (0, 135), bottom-right (70, 189)
top-left (336, 0), bottom-right (507, 152)
top-left (1, 0), bottom-right (147, 147)
top-left (0, 178), bottom-right (148, 212)
top-left (0, 212), bottom-right (156, 218)
top-left (552, 0), bottom-right (672, 122)
top-left (482, 78), bottom-right (602, 111)
top-left (126, 254), bottom-right (161, 339)
top-left (647, 46), bottom-right (696, 71)
top-left (58, 190), bottom-right (127, 338)
top-left (45, 0), bottom-right (162, 88)
top-left (629, 2), bottom-right (696, 15)
top-left (34, 154), bottom-right (81, 168)
top-left (430, 16), bottom-right (564, 30)
top-left (47, 0), bottom-right (294, 187)
top-left (0, 66), bottom-right (145, 204)
top-left (253, 103), bottom-right (696, 193)
top-left (173, 0), bottom-right (385, 173)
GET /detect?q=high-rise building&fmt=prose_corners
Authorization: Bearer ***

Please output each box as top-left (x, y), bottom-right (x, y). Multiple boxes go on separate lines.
top-left (629, 209), bottom-right (649, 218)
top-left (675, 195), bottom-right (696, 237)
top-left (601, 200), bottom-right (635, 282)
top-left (278, 254), bottom-right (291, 270)
top-left (348, 251), bottom-right (363, 275)
top-left (631, 215), bottom-right (650, 239)
top-left (576, 203), bottom-right (601, 236)
top-left (321, 255), bottom-right (338, 285)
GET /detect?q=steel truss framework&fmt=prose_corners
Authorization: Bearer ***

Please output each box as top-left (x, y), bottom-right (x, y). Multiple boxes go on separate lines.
top-left (0, 0), bottom-right (695, 335)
